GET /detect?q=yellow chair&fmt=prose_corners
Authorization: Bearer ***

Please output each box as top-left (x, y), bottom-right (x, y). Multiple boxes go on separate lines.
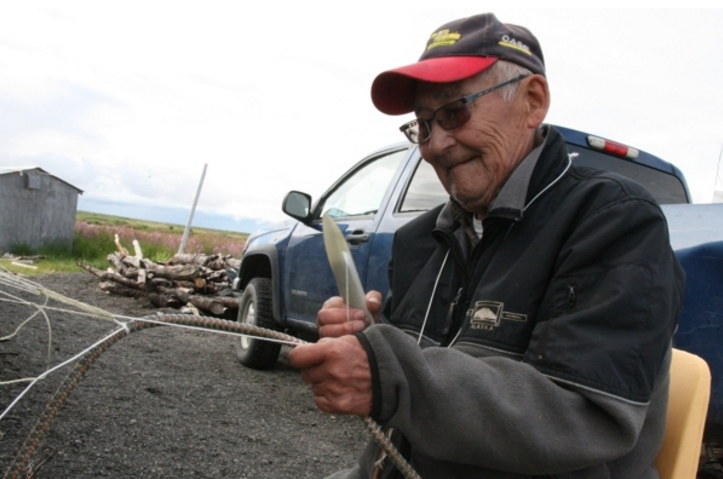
top-left (656, 348), bottom-right (711, 479)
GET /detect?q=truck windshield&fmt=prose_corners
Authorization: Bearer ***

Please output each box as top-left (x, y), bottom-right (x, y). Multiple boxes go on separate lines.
top-left (321, 148), bottom-right (408, 219)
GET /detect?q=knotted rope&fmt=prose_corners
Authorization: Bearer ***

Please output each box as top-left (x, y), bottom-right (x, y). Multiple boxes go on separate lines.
top-left (0, 271), bottom-right (420, 479)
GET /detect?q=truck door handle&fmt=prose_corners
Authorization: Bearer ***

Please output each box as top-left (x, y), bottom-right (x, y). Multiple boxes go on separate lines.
top-left (346, 231), bottom-right (370, 246)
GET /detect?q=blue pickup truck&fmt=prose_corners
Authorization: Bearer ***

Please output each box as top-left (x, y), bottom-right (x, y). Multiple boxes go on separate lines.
top-left (232, 124), bottom-right (723, 443)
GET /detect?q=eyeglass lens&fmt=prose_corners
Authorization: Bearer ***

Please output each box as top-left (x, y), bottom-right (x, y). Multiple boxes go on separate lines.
top-left (400, 74), bottom-right (529, 144)
top-left (401, 99), bottom-right (471, 144)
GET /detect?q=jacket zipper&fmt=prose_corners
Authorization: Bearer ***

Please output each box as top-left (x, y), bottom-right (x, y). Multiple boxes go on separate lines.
top-left (443, 287), bottom-right (464, 336)
top-left (436, 219), bottom-right (513, 345)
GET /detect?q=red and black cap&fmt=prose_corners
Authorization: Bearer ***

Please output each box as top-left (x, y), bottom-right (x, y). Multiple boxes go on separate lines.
top-left (371, 13), bottom-right (545, 115)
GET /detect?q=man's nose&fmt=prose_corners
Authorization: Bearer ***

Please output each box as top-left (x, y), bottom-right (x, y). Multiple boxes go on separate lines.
top-left (427, 121), bottom-right (456, 154)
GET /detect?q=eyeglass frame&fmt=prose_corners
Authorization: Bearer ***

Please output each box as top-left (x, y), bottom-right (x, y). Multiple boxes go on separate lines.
top-left (399, 74), bottom-right (530, 144)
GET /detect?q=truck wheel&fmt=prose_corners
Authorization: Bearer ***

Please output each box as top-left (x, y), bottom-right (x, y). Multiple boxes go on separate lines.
top-left (235, 278), bottom-right (281, 369)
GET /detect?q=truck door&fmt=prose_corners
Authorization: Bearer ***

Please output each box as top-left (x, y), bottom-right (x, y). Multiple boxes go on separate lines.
top-left (283, 148), bottom-right (408, 329)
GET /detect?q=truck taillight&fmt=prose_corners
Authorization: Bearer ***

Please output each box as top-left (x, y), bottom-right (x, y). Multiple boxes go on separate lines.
top-left (586, 135), bottom-right (639, 160)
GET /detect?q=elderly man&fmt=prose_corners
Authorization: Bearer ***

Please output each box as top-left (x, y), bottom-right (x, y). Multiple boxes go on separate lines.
top-left (289, 13), bottom-right (684, 479)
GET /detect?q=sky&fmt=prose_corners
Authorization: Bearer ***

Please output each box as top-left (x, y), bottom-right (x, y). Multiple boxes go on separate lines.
top-left (1, 4), bottom-right (722, 233)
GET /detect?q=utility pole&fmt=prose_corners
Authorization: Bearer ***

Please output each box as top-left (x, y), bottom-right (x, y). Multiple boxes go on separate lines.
top-left (178, 163), bottom-right (208, 254)
top-left (714, 144), bottom-right (723, 203)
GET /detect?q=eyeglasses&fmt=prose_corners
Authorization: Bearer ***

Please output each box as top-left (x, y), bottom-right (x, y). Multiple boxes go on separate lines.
top-left (399, 74), bottom-right (530, 144)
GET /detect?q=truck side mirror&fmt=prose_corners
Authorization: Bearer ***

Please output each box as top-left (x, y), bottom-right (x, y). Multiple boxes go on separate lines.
top-left (282, 191), bottom-right (313, 224)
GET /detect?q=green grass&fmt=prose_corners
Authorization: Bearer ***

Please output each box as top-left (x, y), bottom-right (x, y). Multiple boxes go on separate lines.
top-left (0, 258), bottom-right (86, 275)
top-left (1, 211), bottom-right (249, 275)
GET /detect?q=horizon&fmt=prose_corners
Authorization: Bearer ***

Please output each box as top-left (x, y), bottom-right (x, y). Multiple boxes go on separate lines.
top-left (77, 197), bottom-right (266, 235)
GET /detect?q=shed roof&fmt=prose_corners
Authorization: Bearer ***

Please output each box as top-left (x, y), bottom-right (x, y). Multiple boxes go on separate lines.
top-left (0, 167), bottom-right (84, 193)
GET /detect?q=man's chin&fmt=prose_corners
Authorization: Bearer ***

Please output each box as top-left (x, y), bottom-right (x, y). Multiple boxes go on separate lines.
top-left (451, 191), bottom-right (490, 217)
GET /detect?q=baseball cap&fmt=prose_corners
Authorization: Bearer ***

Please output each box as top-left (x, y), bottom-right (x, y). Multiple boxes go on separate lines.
top-left (371, 13), bottom-right (546, 115)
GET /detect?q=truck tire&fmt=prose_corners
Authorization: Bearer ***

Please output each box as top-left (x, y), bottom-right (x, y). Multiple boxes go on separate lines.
top-left (235, 278), bottom-right (281, 369)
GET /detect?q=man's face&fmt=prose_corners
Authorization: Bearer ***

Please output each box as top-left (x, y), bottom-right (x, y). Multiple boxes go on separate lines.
top-left (414, 73), bottom-right (536, 218)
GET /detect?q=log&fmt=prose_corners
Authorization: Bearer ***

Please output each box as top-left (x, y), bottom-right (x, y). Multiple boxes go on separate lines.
top-left (156, 286), bottom-right (230, 316)
top-left (132, 239), bottom-right (143, 259)
top-left (107, 254), bottom-right (137, 278)
top-left (99, 281), bottom-right (146, 299)
top-left (137, 268), bottom-right (147, 285)
top-left (78, 262), bottom-right (144, 290)
top-left (148, 277), bottom-right (174, 290)
top-left (192, 279), bottom-right (224, 295)
top-left (84, 243), bottom-right (242, 319)
top-left (113, 255), bottom-right (205, 281)
top-left (114, 234), bottom-right (129, 256)
top-left (206, 270), bottom-right (228, 283)
top-left (181, 302), bottom-right (202, 316)
top-left (205, 257), bottom-right (227, 271)
top-left (148, 292), bottom-right (183, 309)
top-left (13, 259), bottom-right (35, 265)
top-left (209, 295), bottom-right (240, 310)
top-left (16, 255), bottom-right (46, 261)
top-left (167, 254), bottom-right (212, 267)
top-left (11, 261), bottom-right (38, 270)
top-left (166, 253), bottom-right (239, 270)
top-left (120, 255), bottom-right (144, 270)
top-left (142, 261), bottom-right (206, 281)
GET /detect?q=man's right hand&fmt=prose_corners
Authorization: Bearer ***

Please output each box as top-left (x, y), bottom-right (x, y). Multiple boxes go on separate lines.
top-left (317, 291), bottom-right (383, 338)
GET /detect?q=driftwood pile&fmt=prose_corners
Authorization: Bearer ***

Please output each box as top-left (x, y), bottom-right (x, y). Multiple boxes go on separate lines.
top-left (79, 237), bottom-right (242, 318)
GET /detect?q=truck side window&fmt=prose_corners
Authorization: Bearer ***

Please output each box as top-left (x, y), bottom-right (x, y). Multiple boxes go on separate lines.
top-left (321, 149), bottom-right (407, 219)
top-left (400, 158), bottom-right (448, 213)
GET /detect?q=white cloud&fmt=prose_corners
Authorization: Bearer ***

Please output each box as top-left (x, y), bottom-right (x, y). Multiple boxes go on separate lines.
top-left (1, 5), bottom-right (722, 228)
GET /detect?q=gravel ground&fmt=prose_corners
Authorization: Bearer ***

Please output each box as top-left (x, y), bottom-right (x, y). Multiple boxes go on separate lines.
top-left (0, 272), bottom-right (366, 478)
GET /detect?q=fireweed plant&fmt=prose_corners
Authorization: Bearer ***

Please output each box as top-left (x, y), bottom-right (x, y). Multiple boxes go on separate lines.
top-left (73, 222), bottom-right (246, 264)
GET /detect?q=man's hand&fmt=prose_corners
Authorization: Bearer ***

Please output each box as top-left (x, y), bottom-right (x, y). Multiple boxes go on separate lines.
top-left (288, 336), bottom-right (373, 416)
top-left (317, 291), bottom-right (383, 338)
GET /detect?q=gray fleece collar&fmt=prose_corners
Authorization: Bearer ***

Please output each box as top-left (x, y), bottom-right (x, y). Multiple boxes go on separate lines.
top-left (488, 126), bottom-right (549, 220)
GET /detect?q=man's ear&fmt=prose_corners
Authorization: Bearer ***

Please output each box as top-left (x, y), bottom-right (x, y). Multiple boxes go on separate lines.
top-left (523, 75), bottom-right (550, 129)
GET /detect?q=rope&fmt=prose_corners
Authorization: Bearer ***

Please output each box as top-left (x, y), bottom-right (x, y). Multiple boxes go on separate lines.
top-left (3, 323), bottom-right (147, 479)
top-left (0, 296), bottom-right (53, 382)
top-left (362, 417), bottom-right (420, 479)
top-left (1, 311), bottom-right (421, 479)
top-left (0, 269), bottom-right (114, 321)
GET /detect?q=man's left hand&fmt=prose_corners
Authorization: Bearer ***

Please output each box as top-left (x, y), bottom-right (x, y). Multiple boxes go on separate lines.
top-left (289, 336), bottom-right (373, 416)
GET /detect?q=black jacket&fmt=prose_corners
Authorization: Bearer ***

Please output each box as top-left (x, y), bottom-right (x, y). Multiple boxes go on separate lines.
top-left (356, 126), bottom-right (685, 479)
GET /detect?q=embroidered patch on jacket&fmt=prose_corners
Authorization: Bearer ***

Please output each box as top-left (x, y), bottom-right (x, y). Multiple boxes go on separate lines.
top-left (468, 301), bottom-right (527, 330)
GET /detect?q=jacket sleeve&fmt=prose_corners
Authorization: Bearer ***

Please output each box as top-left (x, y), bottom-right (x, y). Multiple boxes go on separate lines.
top-left (358, 194), bottom-right (684, 475)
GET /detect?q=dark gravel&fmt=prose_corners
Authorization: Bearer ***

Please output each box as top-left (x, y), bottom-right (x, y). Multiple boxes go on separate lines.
top-left (0, 272), bottom-right (365, 478)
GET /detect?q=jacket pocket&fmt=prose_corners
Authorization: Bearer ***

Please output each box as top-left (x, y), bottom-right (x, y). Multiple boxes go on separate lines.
top-left (532, 278), bottom-right (579, 360)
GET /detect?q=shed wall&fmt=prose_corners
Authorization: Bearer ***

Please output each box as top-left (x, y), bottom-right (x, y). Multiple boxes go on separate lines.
top-left (0, 171), bottom-right (79, 252)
